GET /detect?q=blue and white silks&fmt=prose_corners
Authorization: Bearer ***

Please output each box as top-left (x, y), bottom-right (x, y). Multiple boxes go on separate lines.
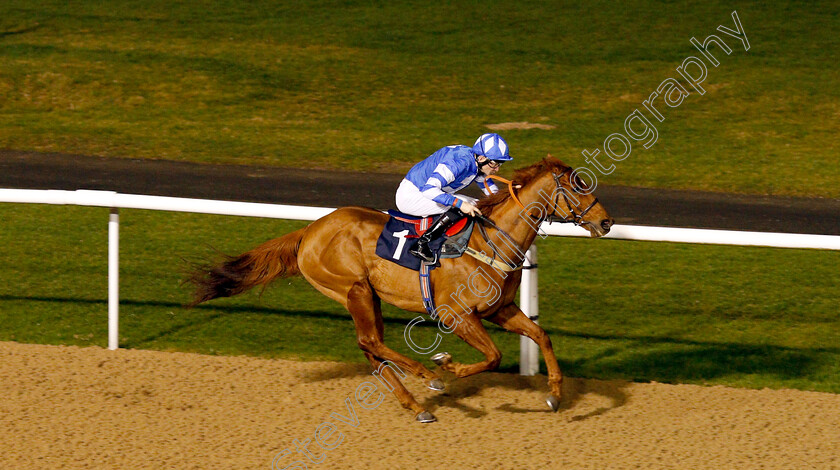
top-left (396, 145), bottom-right (498, 217)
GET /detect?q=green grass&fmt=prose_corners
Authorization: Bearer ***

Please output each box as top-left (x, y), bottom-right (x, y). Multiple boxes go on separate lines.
top-left (1, 203), bottom-right (838, 393)
top-left (0, 1), bottom-right (838, 196)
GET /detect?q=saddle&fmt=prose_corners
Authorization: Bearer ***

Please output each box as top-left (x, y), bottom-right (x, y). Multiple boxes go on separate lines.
top-left (375, 210), bottom-right (474, 271)
top-left (374, 210), bottom-right (475, 318)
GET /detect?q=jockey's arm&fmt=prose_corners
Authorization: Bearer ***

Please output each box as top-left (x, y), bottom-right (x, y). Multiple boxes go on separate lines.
top-left (418, 163), bottom-right (482, 216)
top-left (418, 165), bottom-right (457, 207)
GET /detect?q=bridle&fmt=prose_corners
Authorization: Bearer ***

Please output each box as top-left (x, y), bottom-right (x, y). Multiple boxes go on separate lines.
top-left (546, 167), bottom-right (600, 229)
top-left (471, 168), bottom-right (600, 271)
top-left (485, 169), bottom-right (600, 228)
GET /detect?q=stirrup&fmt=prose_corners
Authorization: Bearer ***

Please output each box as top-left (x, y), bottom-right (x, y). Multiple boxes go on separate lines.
top-left (413, 251), bottom-right (437, 264)
top-left (409, 243), bottom-right (436, 263)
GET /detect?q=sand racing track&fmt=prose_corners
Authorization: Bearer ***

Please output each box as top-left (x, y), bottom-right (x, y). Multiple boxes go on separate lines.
top-left (2, 341), bottom-right (839, 469)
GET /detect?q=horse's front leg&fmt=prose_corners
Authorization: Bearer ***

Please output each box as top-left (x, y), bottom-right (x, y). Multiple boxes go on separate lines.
top-left (486, 303), bottom-right (564, 411)
top-left (432, 309), bottom-right (502, 378)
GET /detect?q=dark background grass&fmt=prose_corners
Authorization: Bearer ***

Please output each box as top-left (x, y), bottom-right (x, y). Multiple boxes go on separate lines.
top-left (0, 1), bottom-right (838, 196)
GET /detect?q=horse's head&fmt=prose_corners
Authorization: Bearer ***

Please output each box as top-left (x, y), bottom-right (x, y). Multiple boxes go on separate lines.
top-left (479, 156), bottom-right (614, 238)
top-left (501, 156), bottom-right (612, 238)
top-left (542, 156), bottom-right (613, 237)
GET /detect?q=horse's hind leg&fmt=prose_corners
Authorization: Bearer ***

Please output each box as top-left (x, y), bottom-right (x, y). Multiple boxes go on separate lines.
top-left (487, 303), bottom-right (563, 411)
top-left (347, 281), bottom-right (441, 421)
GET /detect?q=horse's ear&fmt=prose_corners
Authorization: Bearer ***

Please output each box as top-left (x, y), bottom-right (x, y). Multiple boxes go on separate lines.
top-left (543, 153), bottom-right (555, 165)
top-left (544, 154), bottom-right (564, 166)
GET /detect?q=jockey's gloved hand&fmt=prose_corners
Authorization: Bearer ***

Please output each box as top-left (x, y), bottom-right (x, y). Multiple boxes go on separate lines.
top-left (459, 201), bottom-right (482, 217)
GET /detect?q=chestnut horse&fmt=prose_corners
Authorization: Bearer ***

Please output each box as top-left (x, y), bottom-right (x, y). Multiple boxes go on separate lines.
top-left (188, 156), bottom-right (613, 422)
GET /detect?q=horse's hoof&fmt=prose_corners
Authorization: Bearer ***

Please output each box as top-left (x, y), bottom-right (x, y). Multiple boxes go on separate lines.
top-left (546, 395), bottom-right (561, 412)
top-left (427, 378), bottom-right (445, 391)
top-left (431, 352), bottom-right (452, 366)
top-left (415, 411), bottom-right (437, 423)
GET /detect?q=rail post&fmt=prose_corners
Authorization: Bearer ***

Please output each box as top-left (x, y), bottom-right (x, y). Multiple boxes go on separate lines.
top-left (519, 245), bottom-right (539, 375)
top-left (108, 208), bottom-right (119, 350)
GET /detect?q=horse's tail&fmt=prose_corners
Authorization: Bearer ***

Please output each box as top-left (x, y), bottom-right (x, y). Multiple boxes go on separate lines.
top-left (186, 227), bottom-right (307, 307)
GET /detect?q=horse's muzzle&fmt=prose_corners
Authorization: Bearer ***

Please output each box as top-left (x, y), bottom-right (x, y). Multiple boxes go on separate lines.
top-left (587, 218), bottom-right (613, 238)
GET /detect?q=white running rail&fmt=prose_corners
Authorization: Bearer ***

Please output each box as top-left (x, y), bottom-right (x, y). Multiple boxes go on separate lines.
top-left (2, 188), bottom-right (839, 374)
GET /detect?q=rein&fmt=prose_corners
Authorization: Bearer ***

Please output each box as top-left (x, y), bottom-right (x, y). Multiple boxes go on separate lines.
top-left (485, 170), bottom-right (598, 225)
top-left (464, 214), bottom-right (526, 272)
top-left (485, 175), bottom-right (526, 210)
top-left (465, 168), bottom-right (599, 272)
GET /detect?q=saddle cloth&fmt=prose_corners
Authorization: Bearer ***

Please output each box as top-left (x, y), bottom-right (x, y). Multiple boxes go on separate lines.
top-left (375, 210), bottom-right (473, 271)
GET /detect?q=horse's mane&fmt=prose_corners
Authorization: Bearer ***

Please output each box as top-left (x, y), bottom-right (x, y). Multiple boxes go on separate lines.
top-left (476, 156), bottom-right (571, 217)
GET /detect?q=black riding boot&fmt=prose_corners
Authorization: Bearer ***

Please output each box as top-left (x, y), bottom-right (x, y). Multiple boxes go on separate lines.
top-left (409, 208), bottom-right (465, 263)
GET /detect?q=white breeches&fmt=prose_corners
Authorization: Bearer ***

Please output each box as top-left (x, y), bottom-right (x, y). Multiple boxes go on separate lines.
top-left (395, 179), bottom-right (477, 217)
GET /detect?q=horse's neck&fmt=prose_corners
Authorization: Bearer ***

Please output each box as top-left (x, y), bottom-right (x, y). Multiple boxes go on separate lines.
top-left (481, 175), bottom-right (553, 263)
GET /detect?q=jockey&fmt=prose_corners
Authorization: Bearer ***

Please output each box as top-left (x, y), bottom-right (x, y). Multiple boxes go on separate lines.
top-left (396, 133), bottom-right (513, 263)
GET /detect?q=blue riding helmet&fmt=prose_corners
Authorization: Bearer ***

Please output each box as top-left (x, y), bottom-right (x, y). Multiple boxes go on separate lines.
top-left (472, 133), bottom-right (513, 162)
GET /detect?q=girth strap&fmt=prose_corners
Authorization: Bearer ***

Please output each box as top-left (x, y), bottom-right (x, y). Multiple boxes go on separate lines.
top-left (419, 262), bottom-right (437, 318)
